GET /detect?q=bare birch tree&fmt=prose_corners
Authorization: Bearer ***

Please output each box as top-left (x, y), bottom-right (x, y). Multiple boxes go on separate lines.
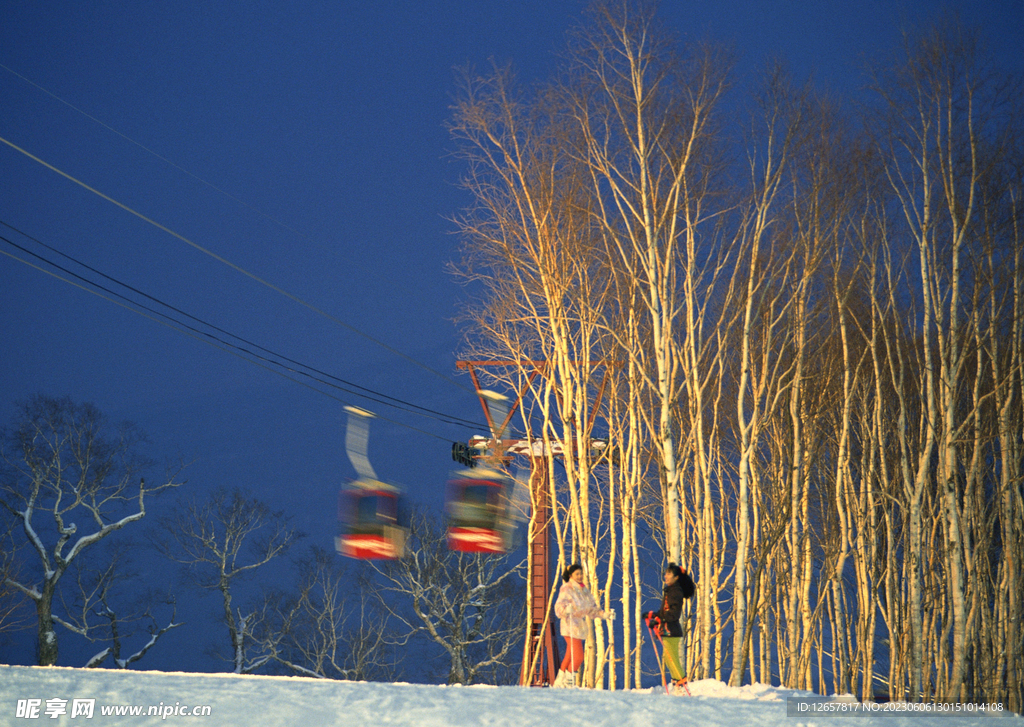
top-left (449, 49), bottom-right (622, 686)
top-left (871, 22), bottom-right (1018, 702)
top-left (449, 2), bottom-right (1024, 706)
top-left (562, 0), bottom-right (729, 567)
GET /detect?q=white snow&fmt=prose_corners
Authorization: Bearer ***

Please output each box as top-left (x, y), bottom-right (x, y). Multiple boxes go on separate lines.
top-left (0, 665), bottom-right (1016, 726)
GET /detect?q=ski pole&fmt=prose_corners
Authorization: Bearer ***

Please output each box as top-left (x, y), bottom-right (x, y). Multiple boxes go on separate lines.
top-left (646, 620), bottom-right (669, 695)
top-left (570, 637), bottom-right (578, 688)
top-left (648, 620), bottom-right (692, 696)
top-left (659, 629), bottom-right (691, 696)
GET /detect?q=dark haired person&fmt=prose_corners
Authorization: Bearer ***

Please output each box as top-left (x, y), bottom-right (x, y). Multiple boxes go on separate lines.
top-left (645, 562), bottom-right (695, 690)
top-left (551, 563), bottom-right (616, 687)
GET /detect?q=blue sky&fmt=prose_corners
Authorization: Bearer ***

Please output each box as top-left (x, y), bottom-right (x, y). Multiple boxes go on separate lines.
top-left (1, 0), bottom-right (1020, 673)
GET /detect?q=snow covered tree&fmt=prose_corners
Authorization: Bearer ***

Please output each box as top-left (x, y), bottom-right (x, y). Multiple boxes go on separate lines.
top-left (156, 487), bottom-right (299, 674)
top-left (58, 549), bottom-right (182, 668)
top-left (0, 394), bottom-right (180, 666)
top-left (256, 548), bottom-right (399, 681)
top-left (371, 512), bottom-right (525, 685)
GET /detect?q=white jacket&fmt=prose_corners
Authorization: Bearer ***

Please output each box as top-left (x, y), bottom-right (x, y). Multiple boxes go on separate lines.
top-left (554, 581), bottom-right (603, 640)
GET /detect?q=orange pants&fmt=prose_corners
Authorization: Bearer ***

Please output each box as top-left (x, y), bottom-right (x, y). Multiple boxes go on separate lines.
top-left (560, 637), bottom-right (584, 672)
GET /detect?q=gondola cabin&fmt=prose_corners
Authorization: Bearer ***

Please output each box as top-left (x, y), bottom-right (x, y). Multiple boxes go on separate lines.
top-left (446, 468), bottom-right (514, 553)
top-left (336, 480), bottom-right (406, 560)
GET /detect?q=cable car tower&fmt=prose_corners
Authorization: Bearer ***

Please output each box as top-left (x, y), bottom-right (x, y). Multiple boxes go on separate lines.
top-left (454, 360), bottom-right (610, 688)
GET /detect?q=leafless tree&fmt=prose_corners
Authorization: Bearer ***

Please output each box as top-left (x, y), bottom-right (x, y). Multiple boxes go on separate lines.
top-left (869, 20), bottom-right (1021, 703)
top-left (449, 49), bottom-right (620, 685)
top-left (370, 512), bottom-right (525, 685)
top-left (156, 487), bottom-right (299, 674)
top-left (255, 548), bottom-right (399, 681)
top-left (0, 394), bottom-right (180, 665)
top-left (563, 0), bottom-right (730, 568)
top-left (0, 513), bottom-right (30, 636)
top-left (450, 0), bottom-right (734, 687)
top-left (82, 598), bottom-right (181, 669)
top-left (449, 1), bottom-right (1024, 708)
top-left (53, 549), bottom-right (182, 669)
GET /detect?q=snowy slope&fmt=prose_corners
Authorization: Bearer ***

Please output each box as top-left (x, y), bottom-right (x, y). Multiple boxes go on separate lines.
top-left (0, 665), bottom-right (1016, 726)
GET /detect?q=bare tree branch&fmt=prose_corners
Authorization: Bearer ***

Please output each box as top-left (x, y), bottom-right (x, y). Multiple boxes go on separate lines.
top-left (156, 487), bottom-right (299, 674)
top-left (370, 512), bottom-right (525, 684)
top-left (0, 394), bottom-right (182, 665)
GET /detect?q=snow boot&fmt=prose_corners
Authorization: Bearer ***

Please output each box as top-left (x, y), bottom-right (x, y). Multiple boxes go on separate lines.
top-left (551, 670), bottom-right (576, 688)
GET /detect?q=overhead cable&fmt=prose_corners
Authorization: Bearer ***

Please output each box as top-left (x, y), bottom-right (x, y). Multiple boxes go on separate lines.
top-left (0, 133), bottom-right (471, 394)
top-left (0, 238), bottom-right (458, 442)
top-left (4, 223), bottom-right (479, 426)
top-left (0, 63), bottom-right (311, 242)
top-left (0, 225), bottom-right (482, 437)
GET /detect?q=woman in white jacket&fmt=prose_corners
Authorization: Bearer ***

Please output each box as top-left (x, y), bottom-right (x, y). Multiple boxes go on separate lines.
top-left (551, 564), bottom-right (615, 687)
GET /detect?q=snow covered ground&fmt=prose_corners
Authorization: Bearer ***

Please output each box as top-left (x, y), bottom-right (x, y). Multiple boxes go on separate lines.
top-left (1, 665), bottom-right (1017, 726)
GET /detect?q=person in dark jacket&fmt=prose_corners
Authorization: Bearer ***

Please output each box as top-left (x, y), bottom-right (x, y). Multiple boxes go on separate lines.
top-left (645, 563), bottom-right (695, 688)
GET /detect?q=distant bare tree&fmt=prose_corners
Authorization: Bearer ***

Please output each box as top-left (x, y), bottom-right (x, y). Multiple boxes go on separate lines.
top-left (0, 514), bottom-right (30, 636)
top-left (53, 550), bottom-right (182, 669)
top-left (256, 548), bottom-right (398, 681)
top-left (0, 394), bottom-right (181, 665)
top-left (371, 512), bottom-right (525, 685)
top-left (83, 597), bottom-right (181, 669)
top-left (157, 488), bottom-right (299, 674)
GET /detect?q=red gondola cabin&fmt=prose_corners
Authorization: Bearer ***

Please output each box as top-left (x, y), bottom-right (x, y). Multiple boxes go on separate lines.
top-left (336, 480), bottom-right (406, 560)
top-left (446, 468), bottom-right (514, 553)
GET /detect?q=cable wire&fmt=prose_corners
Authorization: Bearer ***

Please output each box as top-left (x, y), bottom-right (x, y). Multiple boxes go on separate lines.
top-left (0, 240), bottom-right (458, 442)
top-left (0, 63), bottom-right (312, 243)
top-left (1, 221), bottom-right (481, 428)
top-left (0, 225), bottom-right (483, 438)
top-left (0, 133), bottom-right (472, 394)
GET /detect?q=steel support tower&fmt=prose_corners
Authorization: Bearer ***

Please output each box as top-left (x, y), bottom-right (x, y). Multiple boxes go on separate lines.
top-left (456, 360), bottom-right (609, 687)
